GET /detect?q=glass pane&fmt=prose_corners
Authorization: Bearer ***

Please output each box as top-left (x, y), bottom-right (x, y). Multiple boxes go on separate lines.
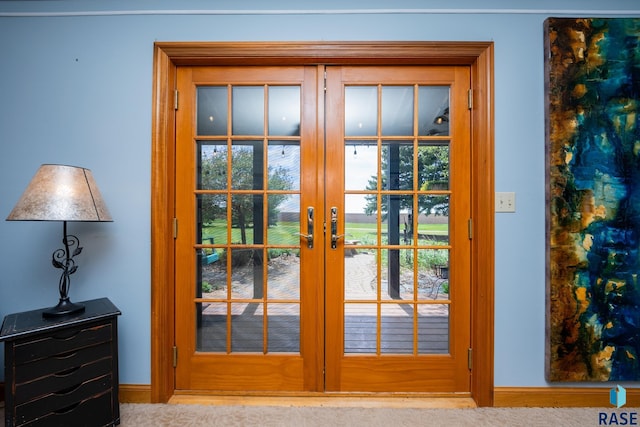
top-left (381, 195), bottom-right (413, 245)
top-left (382, 86), bottom-right (413, 136)
top-left (232, 142), bottom-right (263, 190)
top-left (232, 86), bottom-right (264, 135)
top-left (381, 248), bottom-right (414, 300)
top-left (418, 86), bottom-right (450, 137)
top-left (382, 142), bottom-right (414, 191)
top-left (197, 86), bottom-right (228, 136)
top-left (418, 195), bottom-right (449, 246)
top-left (345, 140), bottom-right (377, 191)
top-left (345, 249), bottom-right (377, 300)
top-left (344, 303), bottom-right (377, 354)
top-left (230, 195), bottom-right (264, 244)
top-left (198, 142), bottom-right (228, 190)
top-left (344, 194), bottom-right (376, 242)
top-left (268, 194), bottom-right (299, 246)
top-left (230, 248), bottom-right (263, 299)
top-left (269, 141), bottom-right (300, 191)
top-left (199, 248), bottom-right (227, 298)
top-left (268, 86), bottom-right (300, 136)
top-left (197, 303), bottom-right (226, 352)
top-left (267, 304), bottom-right (300, 352)
top-left (267, 249), bottom-right (300, 299)
top-left (232, 302), bottom-right (263, 352)
top-left (345, 194), bottom-right (373, 228)
top-left (417, 249), bottom-right (449, 301)
top-left (418, 142), bottom-right (449, 191)
top-left (197, 194), bottom-right (228, 245)
top-left (381, 248), bottom-right (415, 301)
top-left (345, 86), bottom-right (377, 136)
top-left (418, 304), bottom-right (449, 354)
top-left (381, 303), bottom-right (413, 354)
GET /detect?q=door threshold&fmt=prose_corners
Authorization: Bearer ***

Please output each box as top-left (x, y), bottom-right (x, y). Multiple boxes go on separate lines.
top-left (169, 392), bottom-right (476, 409)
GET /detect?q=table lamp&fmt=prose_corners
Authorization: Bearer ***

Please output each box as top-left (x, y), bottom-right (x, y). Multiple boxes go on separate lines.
top-left (6, 164), bottom-right (112, 318)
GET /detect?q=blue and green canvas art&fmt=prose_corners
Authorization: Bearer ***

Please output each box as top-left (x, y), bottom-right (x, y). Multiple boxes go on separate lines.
top-left (546, 18), bottom-right (640, 381)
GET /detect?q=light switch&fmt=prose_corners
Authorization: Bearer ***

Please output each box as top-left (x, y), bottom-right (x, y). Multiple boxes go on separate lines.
top-left (496, 192), bottom-right (516, 213)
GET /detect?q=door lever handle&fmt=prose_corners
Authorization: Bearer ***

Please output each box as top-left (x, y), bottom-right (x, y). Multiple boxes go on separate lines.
top-left (297, 207), bottom-right (314, 248)
top-left (331, 233), bottom-right (345, 249)
top-left (330, 207), bottom-right (344, 249)
top-left (297, 232), bottom-right (313, 246)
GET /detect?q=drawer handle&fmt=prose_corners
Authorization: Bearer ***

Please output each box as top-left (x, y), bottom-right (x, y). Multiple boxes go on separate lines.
top-left (53, 402), bottom-right (81, 414)
top-left (54, 351), bottom-right (78, 360)
top-left (53, 330), bottom-right (81, 340)
top-left (54, 366), bottom-right (81, 377)
top-left (53, 382), bottom-right (82, 395)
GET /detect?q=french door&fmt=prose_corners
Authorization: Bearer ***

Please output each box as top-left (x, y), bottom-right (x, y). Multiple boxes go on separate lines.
top-left (174, 64), bottom-right (471, 393)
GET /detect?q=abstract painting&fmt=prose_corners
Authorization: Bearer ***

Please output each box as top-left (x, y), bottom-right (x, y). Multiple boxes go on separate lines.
top-left (546, 18), bottom-right (640, 381)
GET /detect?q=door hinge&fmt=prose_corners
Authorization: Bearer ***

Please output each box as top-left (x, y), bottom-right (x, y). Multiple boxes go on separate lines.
top-left (468, 348), bottom-right (473, 370)
top-left (323, 70), bottom-right (327, 92)
top-left (468, 218), bottom-right (473, 240)
top-left (174, 89), bottom-right (179, 110)
top-left (468, 89), bottom-right (473, 110)
top-left (173, 346), bottom-right (178, 368)
top-left (173, 217), bottom-right (178, 239)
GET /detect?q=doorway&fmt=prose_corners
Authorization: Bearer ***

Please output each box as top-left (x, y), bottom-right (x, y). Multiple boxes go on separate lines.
top-left (151, 42), bottom-right (494, 405)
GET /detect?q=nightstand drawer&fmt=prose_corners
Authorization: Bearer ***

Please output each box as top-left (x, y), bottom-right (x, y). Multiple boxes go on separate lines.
top-left (14, 341), bottom-right (111, 384)
top-left (15, 381), bottom-right (113, 427)
top-left (14, 322), bottom-right (112, 364)
top-left (15, 356), bottom-right (112, 405)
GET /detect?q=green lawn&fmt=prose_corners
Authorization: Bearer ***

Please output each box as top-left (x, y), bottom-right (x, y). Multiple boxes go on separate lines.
top-left (201, 220), bottom-right (448, 246)
top-left (201, 219), bottom-right (449, 271)
top-left (345, 223), bottom-right (447, 244)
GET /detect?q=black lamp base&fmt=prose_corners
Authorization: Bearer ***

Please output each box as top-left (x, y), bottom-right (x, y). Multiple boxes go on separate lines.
top-left (42, 298), bottom-right (85, 319)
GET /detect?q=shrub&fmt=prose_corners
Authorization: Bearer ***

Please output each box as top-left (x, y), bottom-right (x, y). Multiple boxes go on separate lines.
top-left (201, 281), bottom-right (213, 293)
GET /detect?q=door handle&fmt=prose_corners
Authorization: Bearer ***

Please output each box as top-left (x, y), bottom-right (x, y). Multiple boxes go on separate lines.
top-left (330, 207), bottom-right (345, 249)
top-left (297, 206), bottom-right (314, 248)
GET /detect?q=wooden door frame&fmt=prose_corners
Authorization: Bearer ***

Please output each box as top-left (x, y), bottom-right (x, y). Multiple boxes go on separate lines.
top-left (150, 41), bottom-right (494, 406)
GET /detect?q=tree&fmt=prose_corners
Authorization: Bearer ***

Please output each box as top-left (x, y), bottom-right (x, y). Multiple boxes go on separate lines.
top-left (363, 144), bottom-right (450, 218)
top-left (199, 144), bottom-right (295, 244)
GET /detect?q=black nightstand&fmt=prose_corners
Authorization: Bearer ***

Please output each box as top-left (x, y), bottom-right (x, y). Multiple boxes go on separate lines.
top-left (0, 298), bottom-right (121, 427)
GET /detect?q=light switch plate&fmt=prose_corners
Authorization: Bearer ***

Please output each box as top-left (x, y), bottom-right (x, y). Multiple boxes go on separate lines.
top-left (496, 192), bottom-right (516, 213)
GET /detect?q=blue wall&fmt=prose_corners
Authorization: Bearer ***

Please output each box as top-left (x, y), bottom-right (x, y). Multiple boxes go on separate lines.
top-left (1, 0), bottom-right (639, 388)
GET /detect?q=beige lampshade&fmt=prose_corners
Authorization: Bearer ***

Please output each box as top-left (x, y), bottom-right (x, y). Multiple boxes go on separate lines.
top-left (6, 164), bottom-right (112, 222)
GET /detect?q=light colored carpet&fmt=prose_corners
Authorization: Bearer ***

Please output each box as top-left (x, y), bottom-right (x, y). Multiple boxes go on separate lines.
top-left (117, 404), bottom-right (622, 426)
top-left (0, 402), bottom-right (627, 426)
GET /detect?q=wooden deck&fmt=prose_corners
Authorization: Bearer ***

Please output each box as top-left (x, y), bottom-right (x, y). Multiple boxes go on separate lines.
top-left (197, 307), bottom-right (449, 354)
